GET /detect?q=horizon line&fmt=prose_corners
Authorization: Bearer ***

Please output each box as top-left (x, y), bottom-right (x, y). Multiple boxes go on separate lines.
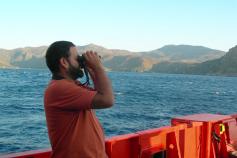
top-left (0, 43), bottom-right (230, 52)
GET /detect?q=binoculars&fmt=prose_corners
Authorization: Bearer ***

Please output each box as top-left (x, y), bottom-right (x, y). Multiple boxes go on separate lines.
top-left (77, 55), bottom-right (90, 85)
top-left (77, 54), bottom-right (101, 85)
top-left (77, 54), bottom-right (102, 68)
top-left (77, 55), bottom-right (86, 69)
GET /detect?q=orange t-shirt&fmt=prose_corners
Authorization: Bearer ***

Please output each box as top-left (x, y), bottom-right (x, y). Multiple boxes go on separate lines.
top-left (44, 79), bottom-right (108, 158)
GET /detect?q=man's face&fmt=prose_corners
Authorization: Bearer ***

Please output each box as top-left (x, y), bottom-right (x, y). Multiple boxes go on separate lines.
top-left (66, 47), bottom-right (84, 80)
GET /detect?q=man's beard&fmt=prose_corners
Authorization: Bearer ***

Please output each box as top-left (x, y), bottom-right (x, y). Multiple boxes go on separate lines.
top-left (67, 62), bottom-right (84, 80)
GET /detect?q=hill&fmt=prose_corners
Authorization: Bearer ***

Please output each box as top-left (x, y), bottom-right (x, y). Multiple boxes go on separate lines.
top-left (0, 44), bottom-right (229, 74)
top-left (150, 45), bottom-right (237, 75)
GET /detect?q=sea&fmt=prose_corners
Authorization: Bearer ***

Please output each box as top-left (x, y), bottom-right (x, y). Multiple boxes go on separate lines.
top-left (0, 69), bottom-right (237, 154)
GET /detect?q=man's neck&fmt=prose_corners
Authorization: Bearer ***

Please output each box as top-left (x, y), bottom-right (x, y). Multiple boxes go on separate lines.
top-left (52, 74), bottom-right (64, 80)
top-left (52, 72), bottom-right (74, 81)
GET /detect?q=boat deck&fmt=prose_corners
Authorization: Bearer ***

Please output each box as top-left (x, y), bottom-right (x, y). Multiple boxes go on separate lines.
top-left (1, 113), bottom-right (237, 158)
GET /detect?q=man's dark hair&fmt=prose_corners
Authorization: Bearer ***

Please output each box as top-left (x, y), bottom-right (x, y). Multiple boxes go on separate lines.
top-left (46, 41), bottom-right (75, 74)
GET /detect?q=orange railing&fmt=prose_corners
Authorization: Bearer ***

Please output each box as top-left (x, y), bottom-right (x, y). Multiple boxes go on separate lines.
top-left (1, 113), bottom-right (237, 158)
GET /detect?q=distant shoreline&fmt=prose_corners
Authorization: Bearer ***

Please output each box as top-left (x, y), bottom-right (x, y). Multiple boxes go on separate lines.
top-left (0, 67), bottom-right (236, 77)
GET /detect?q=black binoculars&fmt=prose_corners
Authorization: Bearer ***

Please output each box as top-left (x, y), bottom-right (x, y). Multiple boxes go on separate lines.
top-left (77, 54), bottom-right (101, 85)
top-left (77, 55), bottom-right (90, 85)
top-left (77, 55), bottom-right (86, 69)
top-left (77, 54), bottom-right (101, 68)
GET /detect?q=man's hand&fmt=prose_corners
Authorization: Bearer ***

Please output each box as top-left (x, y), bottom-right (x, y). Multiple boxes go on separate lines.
top-left (83, 51), bottom-right (103, 71)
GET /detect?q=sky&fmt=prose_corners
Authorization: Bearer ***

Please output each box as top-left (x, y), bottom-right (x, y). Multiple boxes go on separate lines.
top-left (0, 0), bottom-right (236, 52)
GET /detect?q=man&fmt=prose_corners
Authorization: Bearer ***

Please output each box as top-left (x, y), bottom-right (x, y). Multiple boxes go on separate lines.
top-left (44, 41), bottom-right (114, 158)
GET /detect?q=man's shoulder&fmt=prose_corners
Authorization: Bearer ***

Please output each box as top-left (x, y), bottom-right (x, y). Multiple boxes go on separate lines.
top-left (45, 79), bottom-right (94, 95)
top-left (45, 79), bottom-right (75, 94)
top-left (49, 79), bottom-right (75, 88)
top-left (44, 80), bottom-right (77, 103)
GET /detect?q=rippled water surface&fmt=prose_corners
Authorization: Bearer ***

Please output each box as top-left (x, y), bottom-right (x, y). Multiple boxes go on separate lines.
top-left (0, 69), bottom-right (237, 154)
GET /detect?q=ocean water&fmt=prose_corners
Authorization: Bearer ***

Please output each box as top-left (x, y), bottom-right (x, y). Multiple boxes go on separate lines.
top-left (0, 69), bottom-right (237, 154)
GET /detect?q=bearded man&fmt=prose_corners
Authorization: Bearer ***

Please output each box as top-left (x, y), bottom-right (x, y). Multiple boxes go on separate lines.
top-left (44, 41), bottom-right (114, 158)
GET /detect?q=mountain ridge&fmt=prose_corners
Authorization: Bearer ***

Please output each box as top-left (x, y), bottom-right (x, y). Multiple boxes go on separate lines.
top-left (1, 44), bottom-right (234, 75)
top-left (150, 45), bottom-right (237, 75)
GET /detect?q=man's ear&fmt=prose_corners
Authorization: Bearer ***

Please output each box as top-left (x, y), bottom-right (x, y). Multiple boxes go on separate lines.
top-left (59, 58), bottom-right (68, 69)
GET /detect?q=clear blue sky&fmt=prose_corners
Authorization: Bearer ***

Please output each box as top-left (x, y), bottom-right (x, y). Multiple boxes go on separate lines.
top-left (0, 0), bottom-right (236, 51)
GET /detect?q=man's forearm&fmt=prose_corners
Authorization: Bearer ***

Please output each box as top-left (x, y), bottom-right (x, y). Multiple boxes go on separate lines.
top-left (94, 67), bottom-right (113, 103)
top-left (90, 74), bottom-right (98, 90)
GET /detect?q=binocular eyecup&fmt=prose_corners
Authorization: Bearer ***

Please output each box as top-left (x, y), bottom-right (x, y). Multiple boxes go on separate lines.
top-left (77, 55), bottom-right (86, 69)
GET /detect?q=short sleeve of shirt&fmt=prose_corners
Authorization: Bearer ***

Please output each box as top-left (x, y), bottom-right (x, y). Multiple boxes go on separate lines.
top-left (44, 80), bottom-right (97, 110)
